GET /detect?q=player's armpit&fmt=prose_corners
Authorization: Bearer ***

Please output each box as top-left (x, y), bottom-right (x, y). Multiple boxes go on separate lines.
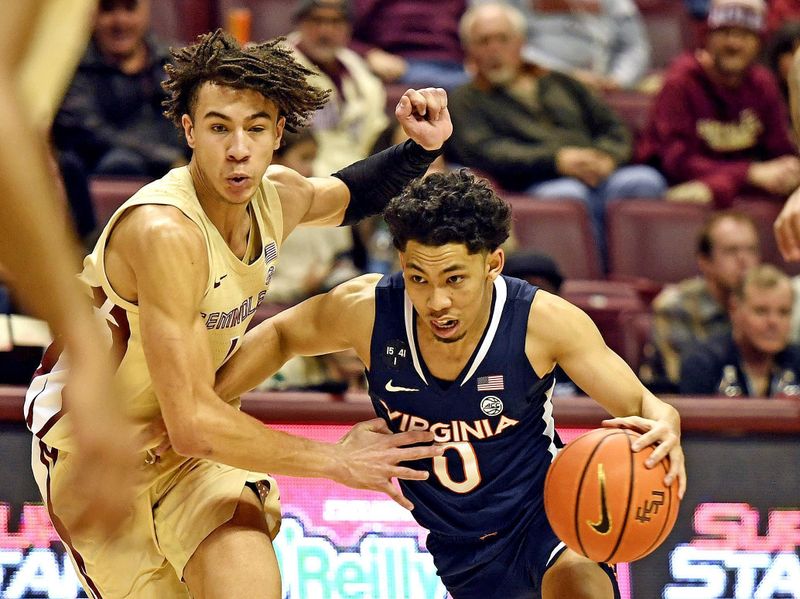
top-left (526, 291), bottom-right (648, 417)
top-left (214, 274), bottom-right (380, 399)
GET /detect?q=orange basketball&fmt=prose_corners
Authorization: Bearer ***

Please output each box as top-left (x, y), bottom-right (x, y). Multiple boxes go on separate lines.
top-left (543, 428), bottom-right (680, 563)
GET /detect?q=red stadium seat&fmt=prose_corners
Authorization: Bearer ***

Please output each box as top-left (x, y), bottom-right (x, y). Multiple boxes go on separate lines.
top-left (89, 177), bottom-right (152, 226)
top-left (606, 199), bottom-right (709, 285)
top-left (635, 0), bottom-right (695, 68)
top-left (732, 198), bottom-right (800, 276)
top-left (504, 195), bottom-right (602, 280)
top-left (561, 280), bottom-right (646, 363)
top-left (602, 90), bottom-right (653, 141)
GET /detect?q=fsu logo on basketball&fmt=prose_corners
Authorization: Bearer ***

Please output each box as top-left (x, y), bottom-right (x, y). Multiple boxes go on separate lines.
top-left (480, 396), bottom-right (503, 416)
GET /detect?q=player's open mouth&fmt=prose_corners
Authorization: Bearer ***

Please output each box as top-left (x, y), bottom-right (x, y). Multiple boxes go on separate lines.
top-left (431, 319), bottom-right (458, 336)
top-left (227, 175), bottom-right (250, 187)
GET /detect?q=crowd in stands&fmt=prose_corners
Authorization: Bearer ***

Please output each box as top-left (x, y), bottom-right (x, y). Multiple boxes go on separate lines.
top-left (5, 0), bottom-right (800, 399)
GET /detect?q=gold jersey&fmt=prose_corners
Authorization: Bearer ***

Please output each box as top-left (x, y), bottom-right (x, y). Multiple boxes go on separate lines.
top-left (25, 166), bottom-right (283, 451)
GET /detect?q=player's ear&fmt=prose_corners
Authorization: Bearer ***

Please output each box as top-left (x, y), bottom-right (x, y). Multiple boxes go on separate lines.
top-left (486, 248), bottom-right (504, 281)
top-left (181, 114), bottom-right (195, 148)
top-left (273, 116), bottom-right (286, 151)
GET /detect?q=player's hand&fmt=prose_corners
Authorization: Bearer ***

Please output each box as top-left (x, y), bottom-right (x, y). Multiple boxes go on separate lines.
top-left (395, 88), bottom-right (453, 151)
top-left (601, 415), bottom-right (686, 500)
top-left (335, 418), bottom-right (444, 510)
top-left (775, 185), bottom-right (800, 261)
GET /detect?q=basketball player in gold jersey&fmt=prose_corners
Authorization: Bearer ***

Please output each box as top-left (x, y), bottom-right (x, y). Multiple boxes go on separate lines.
top-left (2, 1), bottom-right (140, 538)
top-left (26, 30), bottom-right (450, 598)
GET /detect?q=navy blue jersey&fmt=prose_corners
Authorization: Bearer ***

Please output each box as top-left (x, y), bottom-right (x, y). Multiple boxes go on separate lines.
top-left (367, 273), bottom-right (563, 540)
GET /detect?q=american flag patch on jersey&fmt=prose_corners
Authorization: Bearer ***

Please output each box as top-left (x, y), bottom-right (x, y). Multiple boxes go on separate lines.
top-left (477, 375), bottom-right (504, 391)
top-left (264, 242), bottom-right (278, 264)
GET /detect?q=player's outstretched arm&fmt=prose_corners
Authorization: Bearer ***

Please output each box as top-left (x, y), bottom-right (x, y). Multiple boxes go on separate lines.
top-left (215, 274), bottom-right (380, 400)
top-left (117, 217), bottom-right (436, 507)
top-left (526, 291), bottom-right (686, 498)
top-left (273, 87), bottom-right (452, 236)
top-left (0, 1), bottom-right (140, 537)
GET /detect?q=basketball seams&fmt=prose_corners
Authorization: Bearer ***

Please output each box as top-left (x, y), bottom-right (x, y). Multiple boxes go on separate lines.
top-left (603, 430), bottom-right (636, 563)
top-left (545, 427), bottom-right (679, 566)
top-left (638, 458), bottom-right (677, 560)
top-left (573, 429), bottom-right (629, 560)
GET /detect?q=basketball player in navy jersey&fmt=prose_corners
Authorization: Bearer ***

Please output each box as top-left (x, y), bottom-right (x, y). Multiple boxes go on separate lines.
top-left (216, 170), bottom-right (686, 598)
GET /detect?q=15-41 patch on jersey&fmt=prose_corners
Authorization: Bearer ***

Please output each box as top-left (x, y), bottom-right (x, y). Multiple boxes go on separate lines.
top-left (383, 339), bottom-right (409, 370)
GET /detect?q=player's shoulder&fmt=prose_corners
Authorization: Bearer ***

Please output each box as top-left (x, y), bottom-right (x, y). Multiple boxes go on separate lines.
top-left (329, 273), bottom-right (383, 307)
top-left (266, 164), bottom-right (313, 197)
top-left (111, 204), bottom-right (205, 259)
top-left (528, 288), bottom-right (596, 338)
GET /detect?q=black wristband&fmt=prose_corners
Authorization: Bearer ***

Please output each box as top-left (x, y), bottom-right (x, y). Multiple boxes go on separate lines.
top-left (333, 139), bottom-right (442, 226)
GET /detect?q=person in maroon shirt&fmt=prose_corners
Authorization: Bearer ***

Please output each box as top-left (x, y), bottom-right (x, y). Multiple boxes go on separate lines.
top-left (636, 0), bottom-right (799, 208)
top-left (349, 0), bottom-right (468, 89)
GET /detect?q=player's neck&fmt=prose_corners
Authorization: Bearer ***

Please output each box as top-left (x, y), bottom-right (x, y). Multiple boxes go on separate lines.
top-left (417, 288), bottom-right (494, 379)
top-left (189, 162), bottom-right (252, 252)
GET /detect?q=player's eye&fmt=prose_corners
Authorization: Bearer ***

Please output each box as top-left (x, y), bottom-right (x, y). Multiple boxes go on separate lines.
top-left (447, 275), bottom-right (464, 285)
top-left (410, 275), bottom-right (426, 284)
top-left (250, 126), bottom-right (266, 133)
top-left (211, 124), bottom-right (227, 133)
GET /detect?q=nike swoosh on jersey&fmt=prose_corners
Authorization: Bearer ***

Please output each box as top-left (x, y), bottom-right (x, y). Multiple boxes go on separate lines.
top-left (588, 463), bottom-right (612, 535)
top-left (213, 274), bottom-right (228, 288)
top-left (385, 379), bottom-right (419, 392)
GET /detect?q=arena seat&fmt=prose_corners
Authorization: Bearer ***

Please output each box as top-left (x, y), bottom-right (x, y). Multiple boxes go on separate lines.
top-left (89, 177), bottom-right (152, 226)
top-left (635, 0), bottom-right (696, 69)
top-left (606, 199), bottom-right (709, 285)
top-left (732, 197), bottom-right (800, 276)
top-left (601, 90), bottom-right (653, 141)
top-left (561, 279), bottom-right (646, 363)
top-left (503, 196), bottom-right (602, 280)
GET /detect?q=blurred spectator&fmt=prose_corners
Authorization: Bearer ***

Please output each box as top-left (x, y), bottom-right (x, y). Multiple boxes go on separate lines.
top-left (767, 0), bottom-right (800, 35)
top-left (53, 0), bottom-right (188, 179)
top-left (763, 20), bottom-right (800, 105)
top-left (504, 251), bottom-right (579, 396)
top-left (350, 0), bottom-right (469, 89)
top-left (469, 0), bottom-right (651, 91)
top-left (643, 211), bottom-right (760, 391)
top-left (679, 264), bottom-right (800, 396)
top-left (447, 2), bottom-right (666, 261)
top-left (260, 129), bottom-right (364, 393)
top-left (286, 0), bottom-right (389, 176)
top-left (267, 130), bottom-right (359, 305)
top-left (636, 0), bottom-right (799, 208)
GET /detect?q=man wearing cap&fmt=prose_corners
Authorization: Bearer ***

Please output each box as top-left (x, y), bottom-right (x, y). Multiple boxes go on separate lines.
top-left (636, 0), bottom-right (799, 208)
top-left (286, 0), bottom-right (388, 176)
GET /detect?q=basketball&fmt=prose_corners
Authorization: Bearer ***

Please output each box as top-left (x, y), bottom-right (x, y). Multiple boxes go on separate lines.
top-left (543, 428), bottom-right (680, 563)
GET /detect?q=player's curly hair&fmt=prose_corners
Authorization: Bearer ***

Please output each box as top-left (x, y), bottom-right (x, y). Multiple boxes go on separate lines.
top-left (162, 29), bottom-right (329, 132)
top-left (384, 170), bottom-right (511, 254)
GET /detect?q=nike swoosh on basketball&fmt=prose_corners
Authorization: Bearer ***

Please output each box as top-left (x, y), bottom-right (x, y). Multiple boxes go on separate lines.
top-left (385, 379), bottom-right (419, 392)
top-left (588, 463), bottom-right (612, 535)
top-left (213, 274), bottom-right (228, 288)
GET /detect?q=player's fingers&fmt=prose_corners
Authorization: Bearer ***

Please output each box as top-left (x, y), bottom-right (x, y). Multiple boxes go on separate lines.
top-left (382, 482), bottom-right (415, 510)
top-left (394, 94), bottom-right (412, 119)
top-left (776, 213), bottom-right (800, 260)
top-left (392, 444), bottom-right (444, 462)
top-left (601, 416), bottom-right (653, 437)
top-left (392, 465), bottom-right (430, 481)
top-left (387, 429), bottom-right (436, 446)
top-left (361, 417), bottom-right (393, 434)
top-left (403, 88), bottom-right (428, 116)
top-left (418, 87), bottom-right (446, 119)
